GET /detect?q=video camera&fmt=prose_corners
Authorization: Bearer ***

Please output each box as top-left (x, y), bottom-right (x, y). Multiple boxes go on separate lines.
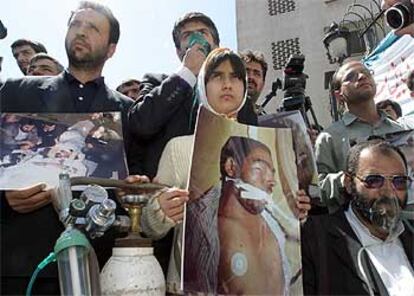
top-left (260, 54), bottom-right (308, 113)
top-left (259, 54), bottom-right (320, 130)
top-left (280, 54), bottom-right (309, 111)
top-left (385, 0), bottom-right (414, 30)
top-left (278, 54), bottom-right (320, 130)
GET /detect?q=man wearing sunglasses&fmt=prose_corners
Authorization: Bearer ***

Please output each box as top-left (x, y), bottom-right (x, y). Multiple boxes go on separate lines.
top-left (302, 139), bottom-right (414, 295)
top-left (315, 60), bottom-right (404, 213)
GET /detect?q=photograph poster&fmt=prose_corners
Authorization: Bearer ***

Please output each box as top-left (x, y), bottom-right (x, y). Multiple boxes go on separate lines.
top-left (182, 107), bottom-right (303, 295)
top-left (259, 110), bottom-right (320, 199)
top-left (0, 112), bottom-right (128, 190)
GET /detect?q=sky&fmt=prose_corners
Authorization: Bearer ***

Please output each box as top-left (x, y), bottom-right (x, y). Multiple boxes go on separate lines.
top-left (0, 0), bottom-right (237, 89)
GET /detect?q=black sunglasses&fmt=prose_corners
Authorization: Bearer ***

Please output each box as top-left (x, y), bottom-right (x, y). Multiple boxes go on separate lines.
top-left (355, 174), bottom-right (412, 191)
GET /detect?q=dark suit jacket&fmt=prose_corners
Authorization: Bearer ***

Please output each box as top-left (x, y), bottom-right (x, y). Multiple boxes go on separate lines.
top-left (128, 73), bottom-right (257, 178)
top-left (128, 73), bottom-right (196, 178)
top-left (301, 210), bottom-right (414, 295)
top-left (0, 72), bottom-right (133, 139)
top-left (0, 73), bottom-right (133, 287)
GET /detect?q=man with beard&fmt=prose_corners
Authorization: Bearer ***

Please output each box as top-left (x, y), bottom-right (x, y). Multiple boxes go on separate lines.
top-left (302, 139), bottom-right (414, 295)
top-left (240, 50), bottom-right (267, 114)
top-left (315, 61), bottom-right (404, 213)
top-left (0, 2), bottom-right (133, 294)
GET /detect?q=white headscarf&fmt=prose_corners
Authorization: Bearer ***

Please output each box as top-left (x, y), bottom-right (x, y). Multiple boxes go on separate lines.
top-left (196, 49), bottom-right (248, 118)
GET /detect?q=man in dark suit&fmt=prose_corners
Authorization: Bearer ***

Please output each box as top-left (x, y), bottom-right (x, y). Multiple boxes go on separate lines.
top-left (302, 139), bottom-right (414, 295)
top-left (128, 12), bottom-right (220, 178)
top-left (128, 12), bottom-right (257, 179)
top-left (0, 2), bottom-right (133, 294)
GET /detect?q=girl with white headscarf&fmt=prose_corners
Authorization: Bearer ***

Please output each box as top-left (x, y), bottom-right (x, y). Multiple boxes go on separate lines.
top-left (141, 48), bottom-right (251, 293)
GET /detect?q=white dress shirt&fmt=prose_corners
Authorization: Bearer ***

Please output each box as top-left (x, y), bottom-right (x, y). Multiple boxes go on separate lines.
top-left (345, 206), bottom-right (414, 296)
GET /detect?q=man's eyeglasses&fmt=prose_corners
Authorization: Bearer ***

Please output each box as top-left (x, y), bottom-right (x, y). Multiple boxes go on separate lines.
top-left (354, 174), bottom-right (412, 191)
top-left (342, 68), bottom-right (374, 83)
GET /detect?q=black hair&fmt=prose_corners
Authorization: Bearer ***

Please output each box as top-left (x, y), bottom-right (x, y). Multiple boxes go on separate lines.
top-left (240, 49), bottom-right (268, 81)
top-left (204, 48), bottom-right (247, 93)
top-left (220, 136), bottom-right (271, 178)
top-left (172, 12), bottom-right (219, 49)
top-left (11, 39), bottom-right (47, 54)
top-left (19, 118), bottom-right (36, 126)
top-left (407, 70), bottom-right (414, 91)
top-left (29, 53), bottom-right (64, 73)
top-left (376, 99), bottom-right (402, 118)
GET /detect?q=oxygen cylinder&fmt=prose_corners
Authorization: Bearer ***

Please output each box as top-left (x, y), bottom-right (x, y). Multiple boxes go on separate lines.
top-left (100, 246), bottom-right (165, 295)
top-left (54, 228), bottom-right (100, 295)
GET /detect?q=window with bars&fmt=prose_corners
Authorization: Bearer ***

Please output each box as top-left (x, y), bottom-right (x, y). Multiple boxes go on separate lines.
top-left (268, 0), bottom-right (296, 16)
top-left (271, 37), bottom-right (302, 70)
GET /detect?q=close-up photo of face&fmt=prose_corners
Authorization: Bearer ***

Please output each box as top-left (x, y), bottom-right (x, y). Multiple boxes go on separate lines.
top-left (240, 146), bottom-right (276, 194)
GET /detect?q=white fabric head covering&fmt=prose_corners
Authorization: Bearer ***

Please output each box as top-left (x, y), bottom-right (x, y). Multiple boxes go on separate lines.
top-left (196, 49), bottom-right (248, 117)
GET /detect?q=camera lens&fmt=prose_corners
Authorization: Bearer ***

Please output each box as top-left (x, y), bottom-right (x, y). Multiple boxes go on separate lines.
top-left (385, 2), bottom-right (413, 30)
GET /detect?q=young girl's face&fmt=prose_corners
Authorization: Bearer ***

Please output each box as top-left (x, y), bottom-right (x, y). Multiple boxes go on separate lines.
top-left (206, 59), bottom-right (245, 118)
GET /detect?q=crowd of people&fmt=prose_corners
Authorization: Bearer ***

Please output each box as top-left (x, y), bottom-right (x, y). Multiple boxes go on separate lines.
top-left (0, 0), bottom-right (413, 295)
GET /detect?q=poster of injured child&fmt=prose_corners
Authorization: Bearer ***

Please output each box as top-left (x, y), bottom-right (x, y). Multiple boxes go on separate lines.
top-left (182, 107), bottom-right (303, 295)
top-left (259, 110), bottom-right (320, 199)
top-left (0, 112), bottom-right (128, 190)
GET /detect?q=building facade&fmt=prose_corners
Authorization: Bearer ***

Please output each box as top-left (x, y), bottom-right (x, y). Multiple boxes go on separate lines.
top-left (236, 0), bottom-right (387, 127)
